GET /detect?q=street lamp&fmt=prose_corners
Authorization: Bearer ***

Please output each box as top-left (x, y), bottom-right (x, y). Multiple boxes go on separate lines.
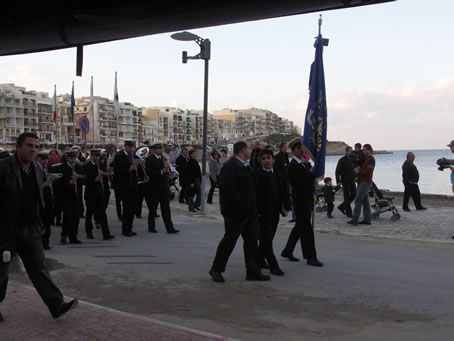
top-left (171, 31), bottom-right (211, 215)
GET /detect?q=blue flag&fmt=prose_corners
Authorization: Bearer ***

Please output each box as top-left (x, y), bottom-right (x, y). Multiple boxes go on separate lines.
top-left (302, 34), bottom-right (329, 180)
top-left (70, 81), bottom-right (75, 122)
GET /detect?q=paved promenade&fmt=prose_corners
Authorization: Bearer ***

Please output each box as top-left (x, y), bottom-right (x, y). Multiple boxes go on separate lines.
top-left (2, 190), bottom-right (453, 340)
top-left (0, 282), bottom-right (234, 341)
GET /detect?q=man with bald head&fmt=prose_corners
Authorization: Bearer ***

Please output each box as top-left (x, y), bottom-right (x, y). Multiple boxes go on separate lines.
top-left (402, 152), bottom-right (426, 212)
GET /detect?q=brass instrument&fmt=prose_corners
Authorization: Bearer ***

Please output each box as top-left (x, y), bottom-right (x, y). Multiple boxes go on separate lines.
top-left (135, 146), bottom-right (150, 185)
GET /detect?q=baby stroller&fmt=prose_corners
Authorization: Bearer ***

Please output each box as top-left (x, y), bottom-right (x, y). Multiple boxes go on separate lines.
top-left (315, 189), bottom-right (327, 212)
top-left (369, 182), bottom-right (400, 222)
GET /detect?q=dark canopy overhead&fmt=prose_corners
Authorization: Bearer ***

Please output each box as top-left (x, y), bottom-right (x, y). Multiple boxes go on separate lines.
top-left (0, 0), bottom-right (393, 56)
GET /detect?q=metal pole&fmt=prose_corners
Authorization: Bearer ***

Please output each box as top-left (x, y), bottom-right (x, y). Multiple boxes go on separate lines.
top-left (200, 58), bottom-right (209, 215)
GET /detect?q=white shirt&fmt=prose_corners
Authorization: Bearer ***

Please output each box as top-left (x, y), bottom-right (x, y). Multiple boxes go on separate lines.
top-left (262, 167), bottom-right (273, 173)
top-left (292, 156), bottom-right (305, 165)
top-left (235, 155), bottom-right (249, 167)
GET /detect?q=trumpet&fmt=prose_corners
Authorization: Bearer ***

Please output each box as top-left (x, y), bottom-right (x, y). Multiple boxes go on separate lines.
top-left (46, 173), bottom-right (63, 181)
top-left (136, 146), bottom-right (150, 185)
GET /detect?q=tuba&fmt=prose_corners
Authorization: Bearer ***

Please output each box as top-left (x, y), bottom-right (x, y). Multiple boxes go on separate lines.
top-left (135, 146), bottom-right (150, 185)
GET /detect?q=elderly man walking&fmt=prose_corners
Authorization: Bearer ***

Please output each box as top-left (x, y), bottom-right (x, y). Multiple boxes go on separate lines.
top-left (402, 152), bottom-right (426, 212)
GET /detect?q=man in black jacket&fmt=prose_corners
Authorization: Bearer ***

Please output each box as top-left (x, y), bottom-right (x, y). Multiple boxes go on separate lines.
top-left (36, 150), bottom-right (53, 250)
top-left (145, 143), bottom-right (178, 234)
top-left (335, 147), bottom-right (356, 218)
top-left (0, 133), bottom-right (78, 322)
top-left (281, 138), bottom-right (323, 267)
top-left (209, 141), bottom-right (270, 283)
top-left (402, 152), bottom-right (426, 212)
top-left (51, 151), bottom-right (82, 244)
top-left (113, 140), bottom-right (138, 237)
top-left (83, 149), bottom-right (115, 240)
top-left (175, 148), bottom-right (189, 204)
top-left (257, 149), bottom-right (291, 276)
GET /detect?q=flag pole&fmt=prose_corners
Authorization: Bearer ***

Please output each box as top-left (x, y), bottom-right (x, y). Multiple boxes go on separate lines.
top-left (54, 84), bottom-right (58, 150)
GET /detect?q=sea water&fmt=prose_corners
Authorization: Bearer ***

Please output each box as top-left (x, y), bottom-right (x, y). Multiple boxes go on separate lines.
top-left (323, 149), bottom-right (453, 196)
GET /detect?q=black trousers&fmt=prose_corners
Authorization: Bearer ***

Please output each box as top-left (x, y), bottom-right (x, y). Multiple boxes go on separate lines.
top-left (259, 208), bottom-right (280, 270)
top-left (85, 191), bottom-right (111, 237)
top-left (42, 193), bottom-right (53, 247)
top-left (207, 177), bottom-right (217, 203)
top-left (136, 183), bottom-right (150, 217)
top-left (61, 193), bottom-right (80, 240)
top-left (282, 207), bottom-right (317, 260)
top-left (403, 182), bottom-right (422, 209)
top-left (211, 214), bottom-right (261, 275)
top-left (338, 182), bottom-right (356, 217)
top-left (178, 183), bottom-right (188, 203)
top-left (327, 202), bottom-right (334, 216)
top-left (77, 181), bottom-right (85, 217)
top-left (148, 185), bottom-right (173, 231)
top-left (113, 185), bottom-right (123, 220)
top-left (119, 186), bottom-right (137, 233)
top-left (0, 224), bottom-right (64, 316)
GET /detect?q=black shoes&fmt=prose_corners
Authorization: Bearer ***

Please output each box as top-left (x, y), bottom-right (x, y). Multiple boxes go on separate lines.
top-left (122, 231), bottom-right (133, 237)
top-left (209, 270), bottom-right (225, 283)
top-left (135, 215), bottom-right (142, 219)
top-left (347, 220), bottom-right (358, 226)
top-left (307, 258), bottom-right (324, 267)
top-left (416, 207), bottom-right (427, 211)
top-left (52, 298), bottom-right (79, 319)
top-left (60, 236), bottom-right (67, 244)
top-left (403, 207), bottom-right (411, 212)
top-left (148, 228), bottom-right (158, 233)
top-left (43, 243), bottom-right (51, 250)
top-left (167, 228), bottom-right (180, 234)
top-left (86, 233), bottom-right (94, 239)
top-left (246, 273), bottom-right (271, 281)
top-left (270, 268), bottom-right (285, 276)
top-left (261, 261), bottom-right (270, 269)
top-left (0, 312), bottom-right (3, 322)
top-left (289, 219), bottom-right (296, 223)
top-left (189, 209), bottom-right (197, 212)
top-left (281, 251), bottom-right (300, 262)
top-left (69, 239), bottom-right (82, 244)
top-left (327, 214), bottom-right (333, 219)
top-left (359, 220), bottom-right (371, 225)
top-left (338, 206), bottom-right (346, 215)
top-left (103, 235), bottom-right (115, 240)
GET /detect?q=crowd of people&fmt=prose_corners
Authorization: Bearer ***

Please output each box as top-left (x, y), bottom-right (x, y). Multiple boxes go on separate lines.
top-left (1, 132), bottom-right (454, 321)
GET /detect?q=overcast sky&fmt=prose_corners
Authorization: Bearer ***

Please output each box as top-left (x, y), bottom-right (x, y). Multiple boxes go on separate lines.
top-left (1, 0), bottom-right (453, 150)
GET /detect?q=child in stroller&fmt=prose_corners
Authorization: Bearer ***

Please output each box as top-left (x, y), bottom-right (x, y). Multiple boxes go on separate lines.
top-left (369, 182), bottom-right (400, 222)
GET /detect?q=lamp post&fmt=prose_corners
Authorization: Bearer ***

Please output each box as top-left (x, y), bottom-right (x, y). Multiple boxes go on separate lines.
top-left (171, 31), bottom-right (211, 215)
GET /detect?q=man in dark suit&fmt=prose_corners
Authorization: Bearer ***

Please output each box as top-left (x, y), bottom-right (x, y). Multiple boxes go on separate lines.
top-left (257, 149), bottom-right (291, 276)
top-left (281, 138), bottom-right (323, 267)
top-left (71, 146), bottom-right (86, 218)
top-left (402, 152), bottom-right (426, 212)
top-left (145, 143), bottom-right (178, 234)
top-left (335, 146), bottom-right (356, 218)
top-left (209, 141), bottom-right (270, 283)
top-left (36, 150), bottom-right (53, 250)
top-left (83, 149), bottom-right (115, 240)
top-left (0, 133), bottom-right (78, 322)
top-left (175, 148), bottom-right (189, 204)
top-left (113, 140), bottom-right (138, 237)
top-left (51, 151), bottom-right (82, 244)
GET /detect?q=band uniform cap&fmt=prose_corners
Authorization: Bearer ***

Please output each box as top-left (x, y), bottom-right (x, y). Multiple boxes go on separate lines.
top-left (288, 137), bottom-right (303, 150)
top-left (70, 145), bottom-right (81, 151)
top-left (90, 148), bottom-right (102, 155)
top-left (124, 140), bottom-right (136, 147)
top-left (37, 150), bottom-right (50, 159)
top-left (151, 142), bottom-right (163, 149)
top-left (63, 151), bottom-right (78, 157)
top-left (447, 140), bottom-right (454, 147)
top-left (0, 150), bottom-right (10, 159)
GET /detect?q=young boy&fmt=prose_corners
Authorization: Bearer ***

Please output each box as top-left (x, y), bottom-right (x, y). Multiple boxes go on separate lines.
top-left (322, 177), bottom-right (336, 218)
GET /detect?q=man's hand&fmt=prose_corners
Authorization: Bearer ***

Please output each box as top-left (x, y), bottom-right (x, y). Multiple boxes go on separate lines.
top-left (354, 167), bottom-right (360, 174)
top-left (162, 167), bottom-right (170, 174)
top-left (42, 179), bottom-right (52, 188)
top-left (129, 164), bottom-right (137, 172)
top-left (281, 210), bottom-right (288, 217)
top-left (69, 178), bottom-right (76, 185)
top-left (190, 183), bottom-right (195, 188)
top-left (95, 176), bottom-right (103, 182)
